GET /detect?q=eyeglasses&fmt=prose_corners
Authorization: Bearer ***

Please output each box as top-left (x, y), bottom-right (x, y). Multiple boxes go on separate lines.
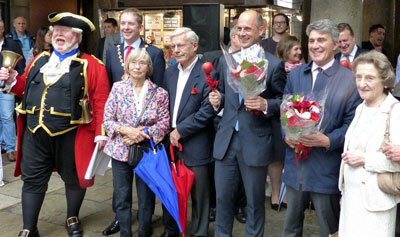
top-left (130, 60), bottom-right (148, 67)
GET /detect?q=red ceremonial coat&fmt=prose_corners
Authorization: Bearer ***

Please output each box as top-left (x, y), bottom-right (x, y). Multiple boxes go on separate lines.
top-left (11, 51), bottom-right (110, 188)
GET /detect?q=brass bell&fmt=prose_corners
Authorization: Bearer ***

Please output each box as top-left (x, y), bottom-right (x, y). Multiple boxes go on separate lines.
top-left (1, 50), bottom-right (23, 69)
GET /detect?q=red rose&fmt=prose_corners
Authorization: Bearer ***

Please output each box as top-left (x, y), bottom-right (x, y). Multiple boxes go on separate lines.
top-left (288, 116), bottom-right (298, 127)
top-left (310, 112), bottom-right (319, 121)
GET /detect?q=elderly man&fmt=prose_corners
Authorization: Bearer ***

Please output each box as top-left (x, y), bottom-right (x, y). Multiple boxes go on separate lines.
top-left (362, 24), bottom-right (387, 56)
top-left (281, 19), bottom-right (362, 237)
top-left (334, 23), bottom-right (367, 67)
top-left (209, 10), bottom-right (286, 236)
top-left (102, 7), bottom-right (166, 236)
top-left (6, 16), bottom-right (34, 67)
top-left (0, 12), bottom-right (109, 237)
top-left (0, 19), bottom-right (25, 162)
top-left (161, 26), bottom-right (215, 237)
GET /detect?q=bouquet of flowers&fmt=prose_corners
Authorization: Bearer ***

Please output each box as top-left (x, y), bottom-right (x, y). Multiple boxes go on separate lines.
top-left (280, 94), bottom-right (325, 166)
top-left (221, 44), bottom-right (268, 100)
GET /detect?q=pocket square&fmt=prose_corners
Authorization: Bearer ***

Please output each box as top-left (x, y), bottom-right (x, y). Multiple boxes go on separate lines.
top-left (191, 87), bottom-right (198, 94)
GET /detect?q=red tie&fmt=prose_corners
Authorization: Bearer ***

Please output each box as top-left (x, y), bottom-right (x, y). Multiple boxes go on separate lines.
top-left (125, 46), bottom-right (133, 62)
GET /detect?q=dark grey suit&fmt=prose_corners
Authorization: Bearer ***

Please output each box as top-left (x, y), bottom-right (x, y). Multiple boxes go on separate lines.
top-left (213, 50), bottom-right (286, 236)
top-left (334, 45), bottom-right (368, 63)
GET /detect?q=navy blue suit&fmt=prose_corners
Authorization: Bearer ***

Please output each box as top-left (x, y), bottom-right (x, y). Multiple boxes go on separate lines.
top-left (162, 58), bottom-right (215, 236)
top-left (213, 50), bottom-right (286, 237)
top-left (334, 45), bottom-right (368, 63)
top-left (105, 39), bottom-right (165, 88)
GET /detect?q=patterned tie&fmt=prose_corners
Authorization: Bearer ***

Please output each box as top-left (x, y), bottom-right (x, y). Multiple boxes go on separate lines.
top-left (235, 93), bottom-right (243, 131)
top-left (125, 46), bottom-right (133, 62)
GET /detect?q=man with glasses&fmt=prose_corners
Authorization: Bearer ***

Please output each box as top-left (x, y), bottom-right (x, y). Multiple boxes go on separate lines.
top-left (260, 13), bottom-right (289, 55)
top-left (161, 27), bottom-right (215, 237)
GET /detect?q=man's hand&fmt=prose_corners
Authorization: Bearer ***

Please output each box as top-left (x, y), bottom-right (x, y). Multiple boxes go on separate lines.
top-left (121, 127), bottom-right (149, 145)
top-left (169, 128), bottom-right (181, 147)
top-left (285, 136), bottom-right (298, 148)
top-left (209, 90), bottom-right (221, 111)
top-left (382, 143), bottom-right (400, 162)
top-left (299, 133), bottom-right (330, 148)
top-left (0, 67), bottom-right (17, 85)
top-left (244, 96), bottom-right (267, 112)
top-left (342, 152), bottom-right (365, 167)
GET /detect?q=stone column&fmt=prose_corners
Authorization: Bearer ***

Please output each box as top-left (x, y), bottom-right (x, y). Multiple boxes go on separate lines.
top-left (309, 0), bottom-right (363, 45)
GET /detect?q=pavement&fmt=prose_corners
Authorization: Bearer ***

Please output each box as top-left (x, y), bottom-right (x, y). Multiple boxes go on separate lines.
top-left (0, 154), bottom-right (320, 237)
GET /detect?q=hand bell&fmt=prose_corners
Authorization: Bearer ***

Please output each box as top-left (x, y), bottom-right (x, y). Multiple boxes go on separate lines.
top-left (1, 50), bottom-right (23, 89)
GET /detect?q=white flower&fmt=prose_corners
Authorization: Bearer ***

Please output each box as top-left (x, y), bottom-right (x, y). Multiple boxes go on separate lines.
top-left (294, 109), bottom-right (311, 119)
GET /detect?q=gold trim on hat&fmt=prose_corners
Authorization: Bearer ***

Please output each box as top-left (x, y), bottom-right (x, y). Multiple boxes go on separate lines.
top-left (48, 12), bottom-right (95, 31)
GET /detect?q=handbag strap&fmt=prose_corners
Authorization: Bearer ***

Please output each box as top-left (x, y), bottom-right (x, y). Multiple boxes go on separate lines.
top-left (381, 102), bottom-right (399, 147)
top-left (133, 90), bottom-right (156, 127)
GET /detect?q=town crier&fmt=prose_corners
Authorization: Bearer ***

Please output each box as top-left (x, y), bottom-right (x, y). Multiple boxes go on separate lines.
top-left (0, 12), bottom-right (109, 237)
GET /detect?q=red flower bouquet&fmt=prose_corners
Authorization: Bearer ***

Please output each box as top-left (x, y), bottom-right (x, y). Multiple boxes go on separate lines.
top-left (221, 43), bottom-right (268, 100)
top-left (281, 94), bottom-right (325, 166)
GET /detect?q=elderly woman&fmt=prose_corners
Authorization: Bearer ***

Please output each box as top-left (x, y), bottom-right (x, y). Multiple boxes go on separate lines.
top-left (338, 51), bottom-right (400, 236)
top-left (103, 48), bottom-right (170, 237)
top-left (276, 35), bottom-right (302, 75)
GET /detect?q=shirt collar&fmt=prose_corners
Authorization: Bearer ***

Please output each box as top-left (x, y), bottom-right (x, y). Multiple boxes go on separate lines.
top-left (124, 38), bottom-right (141, 50)
top-left (178, 56), bottom-right (198, 72)
top-left (311, 58), bottom-right (335, 72)
top-left (54, 47), bottom-right (79, 62)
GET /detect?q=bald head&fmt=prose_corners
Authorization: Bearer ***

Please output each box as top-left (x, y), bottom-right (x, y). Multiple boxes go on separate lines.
top-left (13, 16), bottom-right (27, 36)
top-left (237, 10), bottom-right (265, 49)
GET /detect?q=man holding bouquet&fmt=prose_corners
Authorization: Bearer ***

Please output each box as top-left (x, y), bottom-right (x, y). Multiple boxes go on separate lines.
top-left (209, 10), bottom-right (286, 237)
top-left (281, 19), bottom-right (362, 237)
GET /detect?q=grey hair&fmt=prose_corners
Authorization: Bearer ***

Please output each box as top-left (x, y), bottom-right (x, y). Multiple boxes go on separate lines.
top-left (125, 47), bottom-right (153, 77)
top-left (352, 50), bottom-right (395, 94)
top-left (169, 27), bottom-right (199, 44)
top-left (306, 19), bottom-right (339, 42)
top-left (230, 25), bottom-right (238, 39)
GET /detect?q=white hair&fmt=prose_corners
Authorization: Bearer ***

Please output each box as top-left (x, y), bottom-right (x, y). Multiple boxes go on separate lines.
top-left (169, 27), bottom-right (199, 44)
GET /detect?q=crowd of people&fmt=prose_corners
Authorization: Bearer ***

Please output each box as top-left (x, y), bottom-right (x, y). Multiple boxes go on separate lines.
top-left (0, 6), bottom-right (399, 237)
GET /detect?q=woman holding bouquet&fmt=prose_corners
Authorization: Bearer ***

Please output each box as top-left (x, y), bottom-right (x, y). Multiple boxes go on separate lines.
top-left (338, 51), bottom-right (400, 236)
top-left (103, 48), bottom-right (170, 237)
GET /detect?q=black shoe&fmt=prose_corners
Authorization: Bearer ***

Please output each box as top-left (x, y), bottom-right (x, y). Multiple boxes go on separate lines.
top-left (102, 219), bottom-right (120, 236)
top-left (270, 202), bottom-right (279, 211)
top-left (18, 229), bottom-right (40, 237)
top-left (209, 207), bottom-right (216, 222)
top-left (235, 207), bottom-right (247, 224)
top-left (160, 232), bottom-right (180, 237)
top-left (65, 216), bottom-right (83, 237)
top-left (281, 202), bottom-right (287, 209)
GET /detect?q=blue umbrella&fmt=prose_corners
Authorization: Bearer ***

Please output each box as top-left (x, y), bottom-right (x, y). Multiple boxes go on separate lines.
top-left (134, 133), bottom-right (182, 232)
top-left (278, 181), bottom-right (286, 212)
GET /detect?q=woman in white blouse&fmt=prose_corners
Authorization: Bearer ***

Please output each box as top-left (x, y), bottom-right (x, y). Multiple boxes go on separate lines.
top-left (338, 51), bottom-right (400, 236)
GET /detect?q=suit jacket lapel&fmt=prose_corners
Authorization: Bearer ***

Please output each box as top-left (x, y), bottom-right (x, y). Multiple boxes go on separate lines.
top-left (177, 61), bottom-right (200, 120)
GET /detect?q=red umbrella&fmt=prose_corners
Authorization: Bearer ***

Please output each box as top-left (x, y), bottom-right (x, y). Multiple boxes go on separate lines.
top-left (169, 143), bottom-right (194, 237)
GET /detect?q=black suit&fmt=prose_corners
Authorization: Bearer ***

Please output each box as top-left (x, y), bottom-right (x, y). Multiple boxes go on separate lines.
top-left (162, 58), bottom-right (215, 236)
top-left (334, 45), bottom-right (368, 63)
top-left (213, 49), bottom-right (286, 236)
top-left (361, 41), bottom-right (387, 56)
top-left (95, 37), bottom-right (105, 61)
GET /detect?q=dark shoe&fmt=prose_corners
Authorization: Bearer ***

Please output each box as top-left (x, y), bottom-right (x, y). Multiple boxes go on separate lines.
top-left (102, 219), bottom-right (120, 236)
top-left (270, 202), bottom-right (279, 211)
top-left (281, 202), bottom-right (287, 209)
top-left (65, 216), bottom-right (83, 237)
top-left (160, 232), bottom-right (180, 237)
top-left (7, 151), bottom-right (16, 162)
top-left (208, 207), bottom-right (216, 222)
top-left (17, 229), bottom-right (40, 237)
top-left (235, 207), bottom-right (247, 224)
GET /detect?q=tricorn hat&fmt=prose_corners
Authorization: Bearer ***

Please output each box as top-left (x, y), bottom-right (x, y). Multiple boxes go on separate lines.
top-left (48, 12), bottom-right (95, 32)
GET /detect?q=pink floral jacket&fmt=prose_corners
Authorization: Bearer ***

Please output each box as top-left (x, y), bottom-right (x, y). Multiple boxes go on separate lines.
top-left (103, 79), bottom-right (170, 162)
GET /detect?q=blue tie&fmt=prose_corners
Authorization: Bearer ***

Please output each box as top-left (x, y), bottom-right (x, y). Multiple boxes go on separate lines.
top-left (235, 93), bottom-right (242, 131)
top-left (313, 67), bottom-right (325, 92)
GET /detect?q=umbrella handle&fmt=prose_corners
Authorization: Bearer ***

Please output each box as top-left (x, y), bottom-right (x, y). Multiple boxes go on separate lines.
top-left (143, 127), bottom-right (155, 148)
top-left (169, 143), bottom-right (183, 163)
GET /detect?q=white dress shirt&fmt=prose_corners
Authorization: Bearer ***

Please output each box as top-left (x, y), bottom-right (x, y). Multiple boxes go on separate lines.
top-left (123, 38), bottom-right (141, 62)
top-left (172, 57), bottom-right (199, 128)
top-left (311, 58), bottom-right (335, 89)
top-left (340, 45), bottom-right (358, 62)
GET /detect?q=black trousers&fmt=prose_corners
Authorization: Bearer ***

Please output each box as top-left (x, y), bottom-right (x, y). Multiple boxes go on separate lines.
top-left (21, 127), bottom-right (80, 193)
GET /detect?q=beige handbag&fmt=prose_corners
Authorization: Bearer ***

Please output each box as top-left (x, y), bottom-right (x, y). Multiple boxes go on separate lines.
top-left (377, 102), bottom-right (400, 196)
